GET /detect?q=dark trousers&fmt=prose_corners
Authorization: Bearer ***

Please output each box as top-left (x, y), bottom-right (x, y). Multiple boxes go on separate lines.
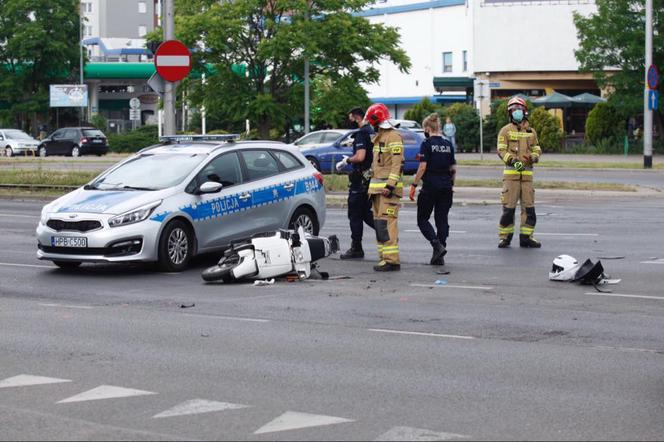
top-left (348, 189), bottom-right (374, 243)
top-left (417, 187), bottom-right (453, 246)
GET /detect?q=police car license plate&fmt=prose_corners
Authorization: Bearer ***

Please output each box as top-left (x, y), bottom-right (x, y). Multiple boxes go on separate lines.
top-left (51, 236), bottom-right (87, 248)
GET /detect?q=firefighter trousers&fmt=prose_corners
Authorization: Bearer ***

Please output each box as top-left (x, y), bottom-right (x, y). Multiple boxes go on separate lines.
top-left (499, 178), bottom-right (536, 240)
top-left (372, 194), bottom-right (401, 265)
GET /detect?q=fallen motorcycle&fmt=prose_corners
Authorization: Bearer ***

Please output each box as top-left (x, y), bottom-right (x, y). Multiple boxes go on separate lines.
top-left (201, 227), bottom-right (339, 283)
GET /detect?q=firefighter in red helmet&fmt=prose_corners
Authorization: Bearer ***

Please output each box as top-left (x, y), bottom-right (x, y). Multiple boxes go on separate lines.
top-left (365, 103), bottom-right (405, 271)
top-left (496, 97), bottom-right (542, 248)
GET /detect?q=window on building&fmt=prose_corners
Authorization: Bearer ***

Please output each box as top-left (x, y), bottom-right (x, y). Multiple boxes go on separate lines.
top-left (443, 52), bottom-right (453, 73)
top-left (138, 25), bottom-right (147, 37)
top-left (81, 2), bottom-right (92, 13)
top-left (463, 50), bottom-right (468, 72)
top-left (84, 25), bottom-right (93, 37)
top-left (138, 1), bottom-right (147, 13)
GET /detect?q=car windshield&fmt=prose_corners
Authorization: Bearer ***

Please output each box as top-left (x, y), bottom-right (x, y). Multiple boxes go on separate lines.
top-left (5, 130), bottom-right (33, 140)
top-left (82, 129), bottom-right (105, 137)
top-left (88, 153), bottom-right (206, 191)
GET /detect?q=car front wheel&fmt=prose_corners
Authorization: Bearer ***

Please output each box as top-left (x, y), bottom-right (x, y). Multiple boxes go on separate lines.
top-left (39, 146), bottom-right (47, 157)
top-left (157, 219), bottom-right (193, 272)
top-left (289, 207), bottom-right (319, 235)
top-left (5, 146), bottom-right (13, 157)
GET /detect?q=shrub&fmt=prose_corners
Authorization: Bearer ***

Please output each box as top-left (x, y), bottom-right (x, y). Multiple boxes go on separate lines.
top-left (529, 107), bottom-right (564, 152)
top-left (108, 125), bottom-right (159, 153)
top-left (90, 114), bottom-right (107, 131)
top-left (440, 103), bottom-right (480, 152)
top-left (403, 98), bottom-right (440, 125)
top-left (585, 102), bottom-right (624, 146)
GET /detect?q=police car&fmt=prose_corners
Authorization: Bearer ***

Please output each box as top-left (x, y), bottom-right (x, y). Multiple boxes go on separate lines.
top-left (36, 135), bottom-right (326, 271)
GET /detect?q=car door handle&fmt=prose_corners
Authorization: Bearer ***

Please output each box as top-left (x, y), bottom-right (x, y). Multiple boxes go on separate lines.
top-left (239, 193), bottom-right (251, 200)
top-left (283, 183), bottom-right (295, 191)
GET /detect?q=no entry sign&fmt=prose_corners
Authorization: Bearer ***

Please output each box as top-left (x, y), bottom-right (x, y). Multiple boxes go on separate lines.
top-left (154, 40), bottom-right (192, 82)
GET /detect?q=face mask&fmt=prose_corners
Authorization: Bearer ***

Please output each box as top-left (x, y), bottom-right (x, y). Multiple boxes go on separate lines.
top-left (512, 109), bottom-right (524, 123)
top-left (349, 121), bottom-right (359, 129)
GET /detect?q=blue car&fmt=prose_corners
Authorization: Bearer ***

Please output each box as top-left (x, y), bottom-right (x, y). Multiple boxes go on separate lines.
top-left (289, 129), bottom-right (425, 175)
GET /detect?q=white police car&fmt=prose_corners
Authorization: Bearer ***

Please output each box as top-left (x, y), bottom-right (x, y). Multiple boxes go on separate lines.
top-left (36, 135), bottom-right (326, 271)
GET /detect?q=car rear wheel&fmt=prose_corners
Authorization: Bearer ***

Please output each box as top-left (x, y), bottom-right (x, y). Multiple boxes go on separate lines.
top-left (39, 146), bottom-right (47, 157)
top-left (5, 146), bottom-right (13, 157)
top-left (157, 219), bottom-right (193, 272)
top-left (71, 145), bottom-right (80, 157)
top-left (289, 207), bottom-right (319, 235)
top-left (306, 156), bottom-right (320, 171)
top-left (53, 261), bottom-right (81, 270)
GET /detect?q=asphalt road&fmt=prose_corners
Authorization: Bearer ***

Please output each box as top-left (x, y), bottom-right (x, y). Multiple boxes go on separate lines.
top-left (1, 194), bottom-right (664, 440)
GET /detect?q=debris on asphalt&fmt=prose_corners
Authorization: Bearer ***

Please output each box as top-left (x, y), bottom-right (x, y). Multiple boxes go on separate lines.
top-left (597, 256), bottom-right (625, 260)
top-left (253, 278), bottom-right (275, 286)
top-left (180, 303), bottom-right (195, 308)
top-left (434, 279), bottom-right (448, 286)
top-left (327, 275), bottom-right (352, 280)
top-left (435, 270), bottom-right (451, 275)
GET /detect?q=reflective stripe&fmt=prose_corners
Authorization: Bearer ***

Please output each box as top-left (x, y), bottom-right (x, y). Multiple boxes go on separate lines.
top-left (521, 170), bottom-right (533, 176)
top-left (499, 226), bottom-right (514, 234)
top-left (497, 143), bottom-right (508, 149)
top-left (503, 169), bottom-right (534, 175)
top-left (382, 246), bottom-right (399, 255)
top-left (508, 131), bottom-right (534, 140)
top-left (369, 181), bottom-right (404, 189)
top-left (388, 174), bottom-right (401, 181)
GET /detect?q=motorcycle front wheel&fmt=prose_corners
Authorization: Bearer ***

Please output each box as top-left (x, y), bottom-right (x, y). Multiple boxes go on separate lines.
top-left (201, 254), bottom-right (241, 282)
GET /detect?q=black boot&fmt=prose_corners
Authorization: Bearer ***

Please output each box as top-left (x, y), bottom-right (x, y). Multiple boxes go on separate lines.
top-left (519, 235), bottom-right (541, 248)
top-left (431, 256), bottom-right (445, 266)
top-left (430, 240), bottom-right (446, 265)
top-left (498, 234), bottom-right (513, 249)
top-left (373, 261), bottom-right (401, 272)
top-left (340, 241), bottom-right (364, 259)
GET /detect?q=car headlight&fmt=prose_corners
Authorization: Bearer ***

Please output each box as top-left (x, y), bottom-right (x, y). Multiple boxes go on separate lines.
top-left (108, 200), bottom-right (162, 228)
top-left (40, 207), bottom-right (50, 226)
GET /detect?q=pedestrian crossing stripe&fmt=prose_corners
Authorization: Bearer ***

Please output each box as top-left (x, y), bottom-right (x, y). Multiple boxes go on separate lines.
top-left (0, 374), bottom-right (71, 389)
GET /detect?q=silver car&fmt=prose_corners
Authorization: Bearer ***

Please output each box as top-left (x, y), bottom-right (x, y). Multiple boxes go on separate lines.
top-left (36, 135), bottom-right (326, 271)
top-left (0, 129), bottom-right (40, 157)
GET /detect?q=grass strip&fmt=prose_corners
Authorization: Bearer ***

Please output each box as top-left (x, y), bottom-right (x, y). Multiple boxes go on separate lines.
top-left (0, 169), bottom-right (98, 186)
top-left (457, 159), bottom-right (664, 169)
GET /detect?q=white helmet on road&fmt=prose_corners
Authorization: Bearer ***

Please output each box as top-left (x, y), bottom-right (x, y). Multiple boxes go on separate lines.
top-left (549, 255), bottom-right (581, 281)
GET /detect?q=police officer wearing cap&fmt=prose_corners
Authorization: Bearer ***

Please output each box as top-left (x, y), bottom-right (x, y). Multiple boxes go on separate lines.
top-left (409, 113), bottom-right (456, 266)
top-left (336, 107), bottom-right (375, 259)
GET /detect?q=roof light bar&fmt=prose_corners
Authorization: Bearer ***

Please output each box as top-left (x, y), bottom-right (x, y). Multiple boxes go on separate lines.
top-left (159, 134), bottom-right (240, 143)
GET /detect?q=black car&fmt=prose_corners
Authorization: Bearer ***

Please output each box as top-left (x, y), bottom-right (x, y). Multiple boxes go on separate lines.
top-left (38, 127), bottom-right (108, 157)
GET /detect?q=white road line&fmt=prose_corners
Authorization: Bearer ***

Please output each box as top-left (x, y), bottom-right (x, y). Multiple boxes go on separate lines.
top-left (585, 292), bottom-right (664, 301)
top-left (0, 374), bottom-right (72, 389)
top-left (410, 283), bottom-right (494, 291)
top-left (182, 313), bottom-right (270, 323)
top-left (254, 411), bottom-right (354, 435)
top-left (376, 426), bottom-right (470, 441)
top-left (57, 385), bottom-right (157, 404)
top-left (153, 399), bottom-right (249, 418)
top-left (641, 260), bottom-right (664, 265)
top-left (536, 233), bottom-right (599, 237)
top-left (369, 328), bottom-right (475, 340)
top-left (39, 303), bottom-right (94, 310)
top-left (405, 230), bottom-right (466, 234)
top-left (0, 262), bottom-right (54, 269)
top-left (0, 213), bottom-right (38, 218)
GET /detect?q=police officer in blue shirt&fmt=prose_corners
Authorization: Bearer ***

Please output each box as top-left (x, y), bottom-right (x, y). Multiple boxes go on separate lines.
top-left (409, 113), bottom-right (456, 265)
top-left (336, 107), bottom-right (375, 259)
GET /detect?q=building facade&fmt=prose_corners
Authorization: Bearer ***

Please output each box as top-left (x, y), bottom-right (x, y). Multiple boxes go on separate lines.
top-left (361, 0), bottom-right (599, 120)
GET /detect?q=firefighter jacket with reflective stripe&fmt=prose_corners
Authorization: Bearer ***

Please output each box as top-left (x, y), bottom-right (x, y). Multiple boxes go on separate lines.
top-left (369, 128), bottom-right (405, 197)
top-left (496, 122), bottom-right (542, 181)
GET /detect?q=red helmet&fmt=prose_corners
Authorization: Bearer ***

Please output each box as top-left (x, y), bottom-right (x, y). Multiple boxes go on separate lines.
top-left (364, 103), bottom-right (391, 127)
top-left (507, 96), bottom-right (527, 112)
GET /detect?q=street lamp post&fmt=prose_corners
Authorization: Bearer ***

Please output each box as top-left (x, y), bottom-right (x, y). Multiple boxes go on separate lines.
top-left (162, 0), bottom-right (176, 136)
top-left (644, 0), bottom-right (653, 169)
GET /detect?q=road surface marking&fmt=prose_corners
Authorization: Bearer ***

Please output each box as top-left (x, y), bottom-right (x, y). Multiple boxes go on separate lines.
top-left (57, 385), bottom-right (157, 404)
top-left (585, 292), bottom-right (664, 301)
top-left (369, 329), bottom-right (475, 340)
top-left (0, 213), bottom-right (38, 218)
top-left (410, 283), bottom-right (493, 291)
top-left (153, 399), bottom-right (249, 418)
top-left (536, 233), bottom-right (599, 237)
top-left (0, 262), bottom-right (54, 269)
top-left (641, 260), bottom-right (664, 264)
top-left (254, 411), bottom-right (354, 434)
top-left (376, 426), bottom-right (470, 441)
top-left (182, 313), bottom-right (270, 323)
top-left (0, 374), bottom-right (71, 389)
top-left (39, 303), bottom-right (94, 310)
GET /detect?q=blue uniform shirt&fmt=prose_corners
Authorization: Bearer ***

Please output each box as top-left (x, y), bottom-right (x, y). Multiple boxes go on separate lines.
top-left (419, 135), bottom-right (456, 189)
top-left (352, 124), bottom-right (374, 172)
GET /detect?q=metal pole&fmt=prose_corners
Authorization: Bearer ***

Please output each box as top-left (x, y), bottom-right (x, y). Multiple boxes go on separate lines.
top-left (479, 105), bottom-right (484, 161)
top-left (163, 0), bottom-right (176, 136)
top-left (644, 0), bottom-right (653, 168)
top-left (201, 74), bottom-right (206, 134)
top-left (79, 6), bottom-right (85, 124)
top-left (303, 9), bottom-right (310, 134)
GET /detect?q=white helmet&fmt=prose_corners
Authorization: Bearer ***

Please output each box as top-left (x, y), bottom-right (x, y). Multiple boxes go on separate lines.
top-left (549, 255), bottom-right (581, 281)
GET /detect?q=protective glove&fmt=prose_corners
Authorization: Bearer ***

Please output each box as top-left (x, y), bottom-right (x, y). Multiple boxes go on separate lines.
top-left (335, 155), bottom-right (349, 172)
top-left (409, 184), bottom-right (417, 201)
top-left (512, 160), bottom-right (525, 172)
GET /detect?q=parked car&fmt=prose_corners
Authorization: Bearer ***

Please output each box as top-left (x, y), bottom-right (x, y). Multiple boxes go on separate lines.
top-left (0, 129), bottom-right (40, 157)
top-left (38, 127), bottom-right (108, 157)
top-left (289, 128), bottom-right (425, 175)
top-left (392, 119), bottom-right (424, 133)
top-left (36, 135), bottom-right (326, 271)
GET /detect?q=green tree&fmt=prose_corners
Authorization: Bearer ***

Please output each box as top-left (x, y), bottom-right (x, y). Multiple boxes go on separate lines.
top-left (177, 0), bottom-right (411, 138)
top-left (574, 0), bottom-right (663, 127)
top-left (311, 76), bottom-right (372, 129)
top-left (403, 97), bottom-right (440, 124)
top-left (441, 103), bottom-right (479, 153)
top-left (529, 107), bottom-right (564, 152)
top-left (585, 102), bottom-right (624, 145)
top-left (0, 0), bottom-right (81, 133)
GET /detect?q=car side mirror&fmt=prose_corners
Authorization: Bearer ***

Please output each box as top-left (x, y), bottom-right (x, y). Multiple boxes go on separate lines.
top-left (199, 181), bottom-right (223, 194)
top-left (340, 139), bottom-right (353, 148)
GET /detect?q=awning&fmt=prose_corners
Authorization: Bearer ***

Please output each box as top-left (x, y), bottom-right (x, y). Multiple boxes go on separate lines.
top-left (532, 91), bottom-right (575, 109)
top-left (433, 76), bottom-right (474, 92)
top-left (370, 95), bottom-right (467, 105)
top-left (83, 37), bottom-right (149, 56)
top-left (572, 93), bottom-right (606, 106)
